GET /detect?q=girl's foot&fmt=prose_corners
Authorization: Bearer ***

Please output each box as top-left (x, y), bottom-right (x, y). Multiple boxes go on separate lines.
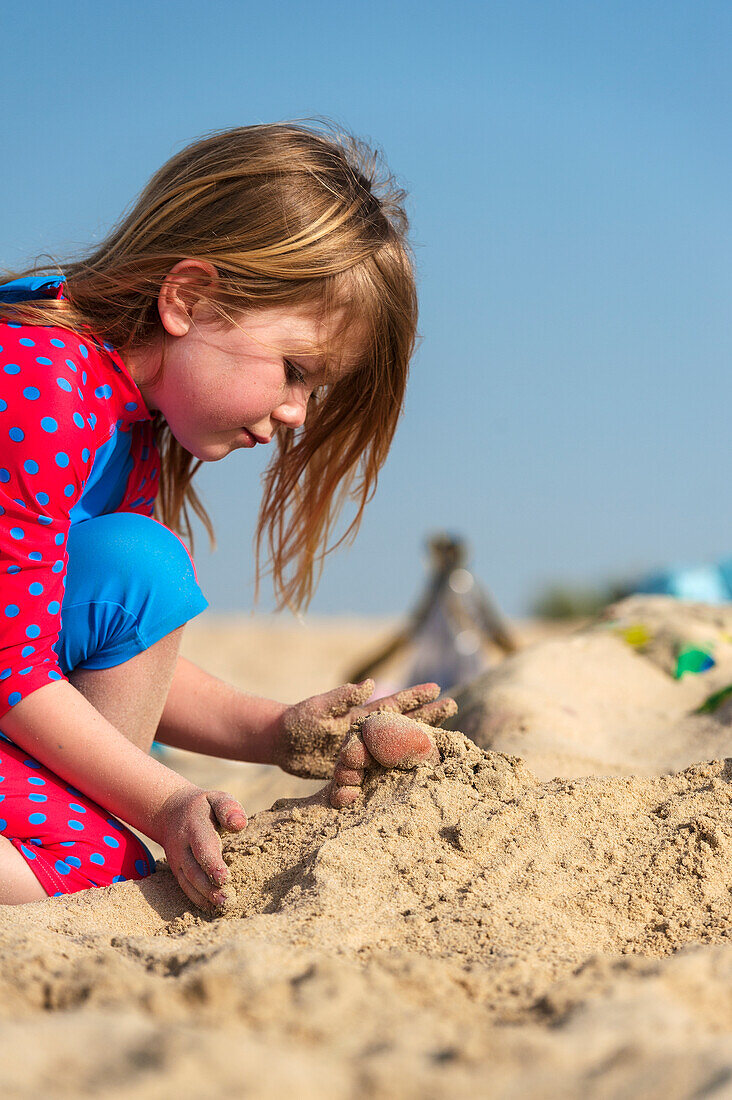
top-left (329, 712), bottom-right (440, 808)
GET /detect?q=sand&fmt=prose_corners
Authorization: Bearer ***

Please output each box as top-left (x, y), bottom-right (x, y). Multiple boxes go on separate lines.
top-left (4, 600), bottom-right (732, 1098)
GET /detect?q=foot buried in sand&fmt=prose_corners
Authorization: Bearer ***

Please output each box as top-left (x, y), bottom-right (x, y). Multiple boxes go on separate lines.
top-left (329, 712), bottom-right (440, 809)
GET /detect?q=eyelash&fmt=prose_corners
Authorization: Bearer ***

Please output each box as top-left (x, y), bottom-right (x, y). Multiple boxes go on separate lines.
top-left (284, 359), bottom-right (306, 386)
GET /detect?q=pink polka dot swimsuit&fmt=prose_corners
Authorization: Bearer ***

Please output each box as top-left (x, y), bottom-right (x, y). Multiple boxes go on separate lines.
top-left (0, 276), bottom-right (173, 895)
top-left (0, 278), bottom-right (159, 716)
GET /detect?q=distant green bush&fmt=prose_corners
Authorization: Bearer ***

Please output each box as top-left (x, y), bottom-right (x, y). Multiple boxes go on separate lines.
top-left (531, 582), bottom-right (628, 621)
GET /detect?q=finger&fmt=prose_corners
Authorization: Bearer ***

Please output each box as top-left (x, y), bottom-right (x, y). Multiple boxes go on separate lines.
top-left (333, 762), bottom-right (363, 787)
top-left (361, 712), bottom-right (440, 769)
top-left (339, 731), bottom-right (375, 770)
top-left (364, 682), bottom-right (441, 716)
top-left (186, 809), bottom-right (230, 887)
top-left (180, 847), bottom-right (225, 902)
top-left (324, 679), bottom-right (375, 719)
top-left (207, 792), bottom-right (248, 834)
top-left (330, 783), bottom-right (362, 809)
top-left (410, 696), bottom-right (458, 727)
top-left (173, 863), bottom-right (215, 914)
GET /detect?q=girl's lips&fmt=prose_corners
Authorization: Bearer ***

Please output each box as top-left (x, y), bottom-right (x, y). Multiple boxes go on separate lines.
top-left (238, 428), bottom-right (271, 447)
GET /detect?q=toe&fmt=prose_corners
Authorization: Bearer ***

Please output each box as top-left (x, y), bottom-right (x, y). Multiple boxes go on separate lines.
top-left (361, 712), bottom-right (440, 769)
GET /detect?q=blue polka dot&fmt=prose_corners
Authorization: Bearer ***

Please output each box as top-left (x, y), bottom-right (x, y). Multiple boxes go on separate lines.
top-left (112, 875), bottom-right (127, 883)
top-left (72, 412), bottom-right (84, 429)
top-left (65, 856), bottom-right (82, 868)
top-left (68, 804), bottom-right (87, 814)
top-left (81, 448), bottom-right (90, 462)
top-left (67, 819), bottom-right (84, 831)
top-left (26, 625), bottom-right (41, 639)
top-left (4, 605), bottom-right (19, 618)
top-left (50, 338), bottom-right (65, 348)
top-left (28, 551), bottom-right (42, 562)
top-left (55, 452), bottom-right (69, 467)
top-left (54, 860), bottom-right (71, 875)
top-left (0, 670), bottom-right (10, 681)
top-left (24, 460), bottom-right (39, 475)
top-left (22, 757), bottom-right (39, 769)
top-left (28, 793), bottom-right (47, 803)
top-left (7, 693), bottom-right (21, 706)
top-left (56, 377), bottom-right (72, 393)
top-left (35, 357), bottom-right (53, 366)
top-left (28, 583), bottom-right (43, 595)
top-left (18, 666), bottom-right (32, 675)
top-left (40, 417), bottom-right (57, 433)
top-left (89, 853), bottom-right (105, 866)
top-left (135, 859), bottom-right (148, 875)
top-left (18, 338), bottom-right (35, 347)
top-left (35, 492), bottom-right (49, 505)
top-left (21, 645), bottom-right (34, 657)
top-left (95, 384), bottom-right (111, 399)
top-left (21, 845), bottom-right (38, 860)
top-left (28, 812), bottom-right (46, 825)
top-left (22, 386), bottom-right (40, 401)
top-left (87, 414), bottom-right (97, 429)
top-left (6, 565), bottom-right (18, 575)
top-left (65, 358), bottom-right (77, 373)
top-left (48, 670), bottom-right (62, 681)
top-left (27, 777), bottom-right (45, 786)
top-left (9, 427), bottom-right (24, 442)
top-left (79, 344), bottom-right (89, 359)
top-left (63, 485), bottom-right (75, 497)
top-left (125, 402), bottom-right (138, 412)
top-left (0, 469), bottom-right (10, 483)
top-left (3, 364), bottom-right (20, 375)
top-left (52, 561), bottom-right (64, 573)
top-left (0, 818), bottom-right (6, 832)
top-left (58, 842), bottom-right (74, 849)
top-left (103, 835), bottom-right (120, 848)
top-left (0, 795), bottom-right (4, 802)
top-left (9, 528), bottom-right (24, 540)
top-left (106, 818), bottom-right (124, 831)
top-left (0, 399), bottom-right (5, 412)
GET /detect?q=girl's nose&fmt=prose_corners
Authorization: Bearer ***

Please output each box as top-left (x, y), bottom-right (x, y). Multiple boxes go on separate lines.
top-left (272, 394), bottom-right (308, 429)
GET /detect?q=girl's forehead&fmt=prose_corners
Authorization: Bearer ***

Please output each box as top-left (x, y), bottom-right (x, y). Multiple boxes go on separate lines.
top-left (244, 305), bottom-right (363, 368)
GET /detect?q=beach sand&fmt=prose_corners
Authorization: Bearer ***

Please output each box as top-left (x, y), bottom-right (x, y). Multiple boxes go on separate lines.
top-left (3, 599), bottom-right (732, 1098)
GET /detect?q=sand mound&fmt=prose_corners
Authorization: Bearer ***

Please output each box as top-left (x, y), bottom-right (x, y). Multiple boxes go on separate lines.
top-left (450, 595), bottom-right (732, 778)
top-left (3, 722), bottom-right (732, 1097)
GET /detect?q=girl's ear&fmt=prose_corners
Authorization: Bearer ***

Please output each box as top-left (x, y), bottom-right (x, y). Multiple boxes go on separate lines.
top-left (158, 259), bottom-right (219, 336)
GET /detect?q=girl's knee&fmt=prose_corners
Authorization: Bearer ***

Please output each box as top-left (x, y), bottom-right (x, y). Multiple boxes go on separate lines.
top-left (60, 514), bottom-right (207, 674)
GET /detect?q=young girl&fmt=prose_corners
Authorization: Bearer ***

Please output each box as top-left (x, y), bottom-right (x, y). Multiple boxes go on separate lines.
top-left (0, 123), bottom-right (455, 913)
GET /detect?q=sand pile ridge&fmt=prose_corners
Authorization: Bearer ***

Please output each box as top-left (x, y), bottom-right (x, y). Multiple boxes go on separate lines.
top-left (3, 705), bottom-right (732, 1097)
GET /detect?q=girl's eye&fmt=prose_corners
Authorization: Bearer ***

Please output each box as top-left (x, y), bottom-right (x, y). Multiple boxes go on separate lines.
top-left (284, 359), bottom-right (306, 386)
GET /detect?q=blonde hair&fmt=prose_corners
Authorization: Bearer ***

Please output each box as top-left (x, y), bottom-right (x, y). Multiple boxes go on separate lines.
top-left (0, 122), bottom-right (418, 608)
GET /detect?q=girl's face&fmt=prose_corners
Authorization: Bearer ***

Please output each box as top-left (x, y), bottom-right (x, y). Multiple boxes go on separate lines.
top-left (133, 302), bottom-right (345, 462)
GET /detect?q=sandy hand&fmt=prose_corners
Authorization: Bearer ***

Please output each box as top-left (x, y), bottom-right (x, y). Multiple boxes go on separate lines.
top-left (329, 711), bottom-right (440, 808)
top-left (277, 679), bottom-right (457, 779)
top-left (153, 786), bottom-right (247, 914)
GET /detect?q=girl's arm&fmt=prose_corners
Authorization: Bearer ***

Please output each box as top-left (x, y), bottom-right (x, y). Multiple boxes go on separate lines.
top-left (1, 680), bottom-right (247, 910)
top-left (156, 656), bottom-right (458, 778)
top-left (155, 657), bottom-right (287, 764)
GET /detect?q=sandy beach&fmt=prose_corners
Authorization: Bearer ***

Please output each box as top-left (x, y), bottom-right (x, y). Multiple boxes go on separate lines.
top-left (3, 597), bottom-right (732, 1098)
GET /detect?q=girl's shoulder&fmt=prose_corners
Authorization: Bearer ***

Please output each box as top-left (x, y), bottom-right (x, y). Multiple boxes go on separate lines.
top-left (0, 318), bottom-right (148, 427)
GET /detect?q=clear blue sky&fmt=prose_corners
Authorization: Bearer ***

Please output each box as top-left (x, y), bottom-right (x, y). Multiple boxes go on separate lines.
top-left (2, 1), bottom-right (730, 617)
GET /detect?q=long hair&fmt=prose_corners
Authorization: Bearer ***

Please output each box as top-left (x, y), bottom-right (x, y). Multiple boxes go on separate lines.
top-left (0, 122), bottom-right (418, 608)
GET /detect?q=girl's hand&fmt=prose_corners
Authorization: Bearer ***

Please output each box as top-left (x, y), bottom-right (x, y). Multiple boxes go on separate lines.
top-left (275, 679), bottom-right (457, 779)
top-left (153, 785), bottom-right (247, 913)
